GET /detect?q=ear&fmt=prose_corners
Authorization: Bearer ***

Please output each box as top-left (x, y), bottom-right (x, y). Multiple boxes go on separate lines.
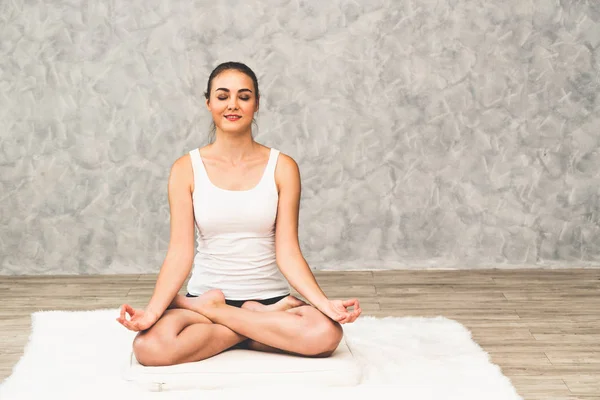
top-left (206, 98), bottom-right (211, 111)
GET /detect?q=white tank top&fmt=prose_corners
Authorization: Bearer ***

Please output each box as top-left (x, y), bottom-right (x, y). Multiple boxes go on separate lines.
top-left (186, 147), bottom-right (291, 300)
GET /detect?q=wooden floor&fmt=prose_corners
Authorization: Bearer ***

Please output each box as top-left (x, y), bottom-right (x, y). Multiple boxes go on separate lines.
top-left (0, 269), bottom-right (598, 399)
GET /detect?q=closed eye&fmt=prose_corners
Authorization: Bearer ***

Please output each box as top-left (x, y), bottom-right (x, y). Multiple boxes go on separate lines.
top-left (218, 97), bottom-right (250, 101)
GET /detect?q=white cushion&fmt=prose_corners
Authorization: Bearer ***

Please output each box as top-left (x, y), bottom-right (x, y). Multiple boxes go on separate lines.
top-left (122, 335), bottom-right (362, 392)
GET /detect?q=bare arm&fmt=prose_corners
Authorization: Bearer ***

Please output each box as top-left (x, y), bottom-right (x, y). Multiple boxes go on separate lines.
top-left (278, 255), bottom-right (329, 310)
top-left (145, 155), bottom-right (196, 318)
top-left (274, 154), bottom-right (329, 309)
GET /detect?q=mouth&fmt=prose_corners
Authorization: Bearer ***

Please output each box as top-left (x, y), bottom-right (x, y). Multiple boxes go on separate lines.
top-left (224, 115), bottom-right (241, 121)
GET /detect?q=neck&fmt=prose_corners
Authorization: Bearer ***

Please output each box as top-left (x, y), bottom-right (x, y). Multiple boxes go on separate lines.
top-left (210, 130), bottom-right (257, 164)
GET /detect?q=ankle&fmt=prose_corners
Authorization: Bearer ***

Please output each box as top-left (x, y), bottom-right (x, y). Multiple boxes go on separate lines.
top-left (241, 301), bottom-right (265, 311)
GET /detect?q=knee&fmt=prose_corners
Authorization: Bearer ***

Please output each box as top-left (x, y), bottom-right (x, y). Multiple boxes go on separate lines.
top-left (304, 312), bottom-right (344, 357)
top-left (132, 333), bottom-right (175, 366)
top-left (319, 321), bottom-right (343, 356)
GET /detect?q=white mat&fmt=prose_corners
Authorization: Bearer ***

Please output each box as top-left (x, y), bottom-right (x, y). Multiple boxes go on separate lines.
top-left (124, 335), bottom-right (361, 391)
top-left (0, 309), bottom-right (523, 400)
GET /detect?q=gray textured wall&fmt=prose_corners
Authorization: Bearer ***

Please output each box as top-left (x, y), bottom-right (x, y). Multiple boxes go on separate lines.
top-left (2, 0), bottom-right (600, 275)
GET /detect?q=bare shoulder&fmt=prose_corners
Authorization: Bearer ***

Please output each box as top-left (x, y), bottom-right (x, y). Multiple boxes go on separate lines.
top-left (275, 151), bottom-right (299, 171)
top-left (170, 152), bottom-right (194, 195)
top-left (274, 151), bottom-right (300, 194)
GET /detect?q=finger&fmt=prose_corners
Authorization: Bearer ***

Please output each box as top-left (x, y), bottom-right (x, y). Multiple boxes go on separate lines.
top-left (124, 320), bottom-right (138, 331)
top-left (121, 305), bottom-right (130, 320)
top-left (118, 314), bottom-right (136, 330)
top-left (342, 299), bottom-right (357, 307)
top-left (343, 300), bottom-right (359, 314)
top-left (124, 304), bottom-right (135, 318)
top-left (351, 301), bottom-right (361, 315)
top-left (116, 317), bottom-right (132, 330)
top-left (338, 312), bottom-right (351, 324)
top-left (346, 308), bottom-right (359, 322)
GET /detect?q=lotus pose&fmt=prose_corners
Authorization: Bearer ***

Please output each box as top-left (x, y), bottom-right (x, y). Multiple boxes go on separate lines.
top-left (116, 61), bottom-right (361, 366)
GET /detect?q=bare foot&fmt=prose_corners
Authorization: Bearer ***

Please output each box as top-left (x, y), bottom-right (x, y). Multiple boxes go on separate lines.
top-left (168, 289), bottom-right (226, 312)
top-left (242, 295), bottom-right (307, 312)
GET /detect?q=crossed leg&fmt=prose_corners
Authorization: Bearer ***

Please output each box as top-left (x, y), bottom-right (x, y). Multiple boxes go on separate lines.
top-left (232, 296), bottom-right (308, 353)
top-left (132, 291), bottom-right (343, 366)
top-left (179, 290), bottom-right (343, 357)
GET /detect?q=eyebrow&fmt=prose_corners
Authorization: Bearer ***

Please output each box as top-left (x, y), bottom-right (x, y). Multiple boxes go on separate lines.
top-left (215, 88), bottom-right (253, 93)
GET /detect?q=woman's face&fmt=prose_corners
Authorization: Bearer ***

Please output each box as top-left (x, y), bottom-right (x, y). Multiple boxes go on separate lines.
top-left (206, 70), bottom-right (258, 134)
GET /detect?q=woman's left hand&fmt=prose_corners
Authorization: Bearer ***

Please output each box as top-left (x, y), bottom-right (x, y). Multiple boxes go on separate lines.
top-left (318, 298), bottom-right (361, 324)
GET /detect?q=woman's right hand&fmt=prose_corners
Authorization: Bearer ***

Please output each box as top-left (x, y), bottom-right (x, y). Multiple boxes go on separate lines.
top-left (116, 304), bottom-right (160, 332)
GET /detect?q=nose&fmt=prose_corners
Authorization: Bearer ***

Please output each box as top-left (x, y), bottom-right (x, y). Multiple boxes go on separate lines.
top-left (227, 98), bottom-right (239, 110)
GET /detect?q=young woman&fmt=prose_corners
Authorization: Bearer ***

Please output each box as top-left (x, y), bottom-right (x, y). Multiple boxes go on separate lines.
top-left (116, 62), bottom-right (361, 366)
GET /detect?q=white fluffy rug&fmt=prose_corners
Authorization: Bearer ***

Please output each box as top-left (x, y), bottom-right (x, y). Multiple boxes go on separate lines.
top-left (0, 309), bottom-right (522, 400)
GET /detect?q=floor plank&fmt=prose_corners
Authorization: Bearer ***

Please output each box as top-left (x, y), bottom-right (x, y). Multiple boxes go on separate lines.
top-left (0, 269), bottom-right (598, 399)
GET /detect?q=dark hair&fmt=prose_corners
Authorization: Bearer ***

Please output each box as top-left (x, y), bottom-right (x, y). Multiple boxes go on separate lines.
top-left (203, 62), bottom-right (260, 144)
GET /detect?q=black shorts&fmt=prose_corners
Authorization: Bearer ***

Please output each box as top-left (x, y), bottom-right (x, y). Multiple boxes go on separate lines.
top-left (185, 292), bottom-right (290, 308)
